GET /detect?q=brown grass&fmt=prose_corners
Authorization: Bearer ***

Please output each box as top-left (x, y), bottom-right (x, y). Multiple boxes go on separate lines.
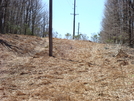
top-left (0, 34), bottom-right (134, 101)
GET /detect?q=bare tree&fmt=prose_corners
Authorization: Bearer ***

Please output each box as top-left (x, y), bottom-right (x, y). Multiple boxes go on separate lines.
top-left (100, 0), bottom-right (134, 47)
top-left (0, 0), bottom-right (49, 36)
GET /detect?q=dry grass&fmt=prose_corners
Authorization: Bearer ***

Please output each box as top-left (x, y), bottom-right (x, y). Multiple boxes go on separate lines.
top-left (0, 34), bottom-right (134, 101)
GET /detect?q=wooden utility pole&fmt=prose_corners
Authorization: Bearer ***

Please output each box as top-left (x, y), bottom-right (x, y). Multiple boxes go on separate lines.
top-left (78, 22), bottom-right (80, 35)
top-left (0, 0), bottom-right (3, 34)
top-left (73, 0), bottom-right (76, 39)
top-left (49, 0), bottom-right (53, 56)
top-left (71, 0), bottom-right (78, 39)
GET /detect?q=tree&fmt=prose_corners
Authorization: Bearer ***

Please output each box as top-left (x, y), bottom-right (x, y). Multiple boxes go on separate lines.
top-left (53, 31), bottom-right (58, 38)
top-left (74, 33), bottom-right (89, 40)
top-left (100, 0), bottom-right (121, 43)
top-left (65, 33), bottom-right (72, 39)
top-left (42, 10), bottom-right (49, 37)
top-left (91, 34), bottom-right (99, 43)
top-left (0, 0), bottom-right (49, 36)
top-left (100, 0), bottom-right (134, 47)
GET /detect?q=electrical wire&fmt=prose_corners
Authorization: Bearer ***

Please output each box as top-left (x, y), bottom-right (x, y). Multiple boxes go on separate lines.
top-left (66, 0), bottom-right (73, 9)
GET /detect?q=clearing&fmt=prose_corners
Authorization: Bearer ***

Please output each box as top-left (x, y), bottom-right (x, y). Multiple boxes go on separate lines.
top-left (0, 34), bottom-right (134, 101)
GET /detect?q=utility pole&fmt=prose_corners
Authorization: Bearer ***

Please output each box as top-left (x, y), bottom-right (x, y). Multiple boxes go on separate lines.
top-left (73, 0), bottom-right (76, 39)
top-left (78, 22), bottom-right (80, 35)
top-left (71, 0), bottom-right (78, 39)
top-left (0, 0), bottom-right (3, 34)
top-left (49, 0), bottom-right (53, 56)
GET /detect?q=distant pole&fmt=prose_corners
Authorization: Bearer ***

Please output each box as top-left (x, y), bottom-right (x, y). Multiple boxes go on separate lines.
top-left (49, 0), bottom-right (53, 56)
top-left (73, 0), bottom-right (76, 39)
top-left (71, 0), bottom-right (78, 39)
top-left (78, 22), bottom-right (80, 35)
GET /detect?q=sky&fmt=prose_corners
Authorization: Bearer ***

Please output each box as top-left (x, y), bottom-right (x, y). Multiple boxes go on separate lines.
top-left (43, 0), bottom-right (106, 39)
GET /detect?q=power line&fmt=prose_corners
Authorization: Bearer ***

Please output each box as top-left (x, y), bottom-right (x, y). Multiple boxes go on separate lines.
top-left (66, 0), bottom-right (72, 8)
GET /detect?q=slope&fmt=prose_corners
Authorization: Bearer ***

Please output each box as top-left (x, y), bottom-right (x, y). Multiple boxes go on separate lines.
top-left (0, 34), bottom-right (134, 101)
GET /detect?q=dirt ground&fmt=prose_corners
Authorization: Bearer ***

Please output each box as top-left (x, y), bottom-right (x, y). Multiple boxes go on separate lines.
top-left (0, 34), bottom-right (134, 101)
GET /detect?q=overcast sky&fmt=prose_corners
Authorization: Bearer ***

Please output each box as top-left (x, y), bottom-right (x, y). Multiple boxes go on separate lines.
top-left (43, 0), bottom-right (106, 38)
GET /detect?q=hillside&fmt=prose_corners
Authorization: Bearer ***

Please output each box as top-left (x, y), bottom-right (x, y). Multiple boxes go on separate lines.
top-left (0, 34), bottom-right (134, 101)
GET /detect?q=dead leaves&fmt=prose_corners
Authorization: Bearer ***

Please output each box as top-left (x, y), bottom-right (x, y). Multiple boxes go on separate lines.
top-left (116, 49), bottom-right (129, 58)
top-left (0, 34), bottom-right (134, 101)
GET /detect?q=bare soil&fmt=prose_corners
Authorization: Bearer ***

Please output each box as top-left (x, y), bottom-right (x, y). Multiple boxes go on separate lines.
top-left (0, 34), bottom-right (134, 101)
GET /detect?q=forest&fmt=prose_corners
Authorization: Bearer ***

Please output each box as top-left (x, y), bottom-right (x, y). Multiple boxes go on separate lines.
top-left (100, 0), bottom-right (134, 48)
top-left (0, 0), bottom-right (49, 36)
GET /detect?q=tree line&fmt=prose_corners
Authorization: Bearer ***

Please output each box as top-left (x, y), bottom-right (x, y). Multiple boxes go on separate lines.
top-left (100, 0), bottom-right (134, 47)
top-left (0, 0), bottom-right (49, 36)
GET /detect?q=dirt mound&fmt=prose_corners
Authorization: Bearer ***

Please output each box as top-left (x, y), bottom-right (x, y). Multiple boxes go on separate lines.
top-left (0, 34), bottom-right (46, 56)
top-left (0, 34), bottom-right (134, 101)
